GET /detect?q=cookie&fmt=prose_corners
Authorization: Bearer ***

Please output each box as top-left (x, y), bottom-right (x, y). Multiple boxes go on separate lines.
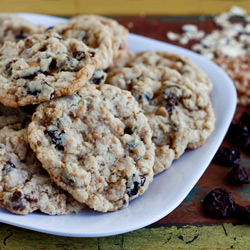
top-left (115, 51), bottom-right (213, 93)
top-left (70, 15), bottom-right (128, 64)
top-left (52, 16), bottom-right (119, 69)
top-left (213, 53), bottom-right (250, 106)
top-left (0, 30), bottom-right (101, 107)
top-left (0, 14), bottom-right (45, 47)
top-left (28, 84), bottom-right (155, 212)
top-left (0, 126), bottom-right (84, 215)
top-left (107, 65), bottom-right (215, 174)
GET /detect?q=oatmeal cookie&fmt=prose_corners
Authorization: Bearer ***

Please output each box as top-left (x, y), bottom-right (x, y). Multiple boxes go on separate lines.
top-left (0, 14), bottom-right (45, 47)
top-left (52, 16), bottom-right (119, 69)
top-left (107, 65), bottom-right (215, 174)
top-left (28, 84), bottom-right (155, 212)
top-left (115, 51), bottom-right (213, 93)
top-left (0, 29), bottom-right (101, 107)
top-left (213, 53), bottom-right (250, 106)
top-left (70, 15), bottom-right (128, 64)
top-left (0, 126), bottom-right (84, 215)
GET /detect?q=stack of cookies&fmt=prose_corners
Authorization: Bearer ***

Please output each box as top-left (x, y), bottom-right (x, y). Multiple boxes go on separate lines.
top-left (0, 14), bottom-right (215, 215)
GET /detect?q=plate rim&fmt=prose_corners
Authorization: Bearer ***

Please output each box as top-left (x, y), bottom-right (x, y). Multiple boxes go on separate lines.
top-left (0, 13), bottom-right (237, 237)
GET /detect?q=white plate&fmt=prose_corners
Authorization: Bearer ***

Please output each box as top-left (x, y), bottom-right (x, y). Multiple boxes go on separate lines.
top-left (0, 14), bottom-right (237, 237)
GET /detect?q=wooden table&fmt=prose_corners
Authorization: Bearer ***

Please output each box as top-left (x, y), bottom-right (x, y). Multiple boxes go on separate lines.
top-left (1, 16), bottom-right (250, 250)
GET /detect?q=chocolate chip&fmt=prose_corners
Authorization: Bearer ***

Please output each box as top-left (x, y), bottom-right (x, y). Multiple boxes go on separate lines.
top-left (72, 51), bottom-right (85, 60)
top-left (203, 188), bottom-right (235, 217)
top-left (227, 164), bottom-right (249, 185)
top-left (212, 146), bottom-right (241, 166)
top-left (45, 129), bottom-right (65, 150)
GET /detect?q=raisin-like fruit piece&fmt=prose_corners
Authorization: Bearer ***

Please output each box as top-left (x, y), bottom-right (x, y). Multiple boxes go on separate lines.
top-left (23, 84), bottom-right (41, 96)
top-left (212, 146), bottom-right (241, 166)
top-left (89, 70), bottom-right (105, 85)
top-left (5, 59), bottom-right (17, 73)
top-left (235, 204), bottom-right (250, 223)
top-left (163, 85), bottom-right (182, 112)
top-left (45, 130), bottom-right (65, 150)
top-left (227, 122), bottom-right (250, 155)
top-left (227, 164), bottom-right (249, 185)
top-left (124, 127), bottom-right (133, 135)
top-left (15, 34), bottom-right (27, 42)
top-left (4, 161), bottom-right (16, 175)
top-left (49, 59), bottom-right (57, 71)
top-left (11, 191), bottom-right (26, 211)
top-left (72, 51), bottom-right (85, 60)
top-left (240, 112), bottom-right (250, 130)
top-left (136, 94), bottom-right (150, 102)
top-left (45, 26), bottom-right (53, 31)
top-left (89, 51), bottom-right (95, 57)
top-left (23, 69), bottom-right (43, 80)
top-left (127, 174), bottom-right (146, 197)
top-left (203, 188), bottom-right (235, 217)
top-left (227, 121), bottom-right (249, 140)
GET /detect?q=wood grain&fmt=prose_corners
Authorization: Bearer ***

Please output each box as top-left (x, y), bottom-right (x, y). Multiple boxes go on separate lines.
top-left (0, 0), bottom-right (249, 15)
top-left (1, 223), bottom-right (250, 250)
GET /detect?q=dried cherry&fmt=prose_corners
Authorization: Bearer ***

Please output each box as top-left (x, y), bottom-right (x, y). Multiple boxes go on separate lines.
top-left (240, 111), bottom-right (250, 130)
top-left (227, 121), bottom-right (250, 155)
top-left (203, 188), bottom-right (235, 217)
top-left (212, 146), bottom-right (241, 166)
top-left (227, 164), bottom-right (249, 185)
top-left (235, 204), bottom-right (250, 223)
